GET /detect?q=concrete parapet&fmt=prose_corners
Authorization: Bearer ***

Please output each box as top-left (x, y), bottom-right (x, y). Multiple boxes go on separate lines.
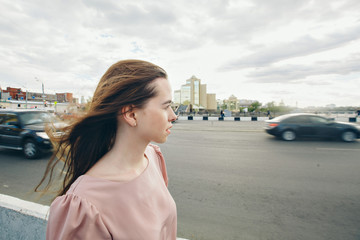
top-left (178, 116), bottom-right (188, 121)
top-left (224, 117), bottom-right (235, 121)
top-left (240, 117), bottom-right (252, 121)
top-left (193, 116), bottom-right (203, 121)
top-left (0, 194), bottom-right (49, 240)
top-left (208, 117), bottom-right (219, 121)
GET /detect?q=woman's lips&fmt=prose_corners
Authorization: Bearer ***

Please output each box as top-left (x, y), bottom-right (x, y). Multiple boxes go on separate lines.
top-left (166, 125), bottom-right (173, 134)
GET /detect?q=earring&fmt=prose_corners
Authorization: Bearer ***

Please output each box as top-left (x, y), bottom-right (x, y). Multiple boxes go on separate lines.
top-left (134, 123), bottom-right (137, 127)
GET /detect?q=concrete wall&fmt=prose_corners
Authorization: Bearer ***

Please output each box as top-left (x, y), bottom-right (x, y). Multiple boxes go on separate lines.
top-left (0, 194), bottom-right (49, 240)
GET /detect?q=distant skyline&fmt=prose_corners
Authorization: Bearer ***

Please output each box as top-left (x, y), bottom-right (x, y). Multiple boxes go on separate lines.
top-left (1, 0), bottom-right (359, 108)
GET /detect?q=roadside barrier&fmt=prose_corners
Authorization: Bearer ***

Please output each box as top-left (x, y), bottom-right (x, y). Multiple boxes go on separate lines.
top-left (0, 194), bottom-right (48, 240)
top-left (175, 116), bottom-right (359, 122)
top-left (0, 194), bottom-right (189, 240)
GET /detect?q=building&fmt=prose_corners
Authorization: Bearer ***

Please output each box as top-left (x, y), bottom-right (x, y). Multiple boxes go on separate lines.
top-left (0, 87), bottom-right (77, 103)
top-left (27, 91), bottom-right (56, 102)
top-left (206, 93), bottom-right (217, 111)
top-left (56, 93), bottom-right (73, 103)
top-left (173, 76), bottom-right (216, 111)
top-left (224, 95), bottom-right (239, 111)
top-left (216, 97), bottom-right (259, 111)
top-left (173, 90), bottom-right (181, 105)
top-left (1, 87), bottom-right (26, 100)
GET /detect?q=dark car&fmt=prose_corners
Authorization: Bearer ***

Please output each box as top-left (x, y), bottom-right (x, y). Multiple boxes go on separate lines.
top-left (0, 109), bottom-right (62, 159)
top-left (265, 113), bottom-right (360, 142)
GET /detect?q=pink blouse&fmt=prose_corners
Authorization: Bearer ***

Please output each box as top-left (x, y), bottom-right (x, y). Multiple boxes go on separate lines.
top-left (46, 144), bottom-right (177, 240)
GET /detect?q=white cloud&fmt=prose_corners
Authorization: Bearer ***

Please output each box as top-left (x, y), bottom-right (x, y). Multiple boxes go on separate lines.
top-left (0, 0), bottom-right (359, 107)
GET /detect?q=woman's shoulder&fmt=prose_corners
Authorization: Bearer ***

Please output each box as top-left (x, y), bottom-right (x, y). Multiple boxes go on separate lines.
top-left (50, 188), bottom-right (100, 223)
top-left (146, 143), bottom-right (164, 161)
top-left (147, 143), bottom-right (161, 153)
top-left (51, 176), bottom-right (113, 215)
top-left (146, 143), bottom-right (165, 166)
top-left (52, 176), bottom-right (93, 205)
top-left (146, 143), bottom-right (168, 187)
top-left (48, 187), bottom-right (111, 239)
top-left (51, 190), bottom-right (92, 210)
top-left (66, 175), bottom-right (92, 195)
top-left (60, 175), bottom-right (111, 205)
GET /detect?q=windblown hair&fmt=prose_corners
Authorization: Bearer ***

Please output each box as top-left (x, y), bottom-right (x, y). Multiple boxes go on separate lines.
top-left (36, 60), bottom-right (167, 197)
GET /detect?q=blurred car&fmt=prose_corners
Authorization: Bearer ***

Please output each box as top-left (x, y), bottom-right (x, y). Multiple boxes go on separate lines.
top-left (265, 113), bottom-right (360, 142)
top-left (0, 109), bottom-right (64, 159)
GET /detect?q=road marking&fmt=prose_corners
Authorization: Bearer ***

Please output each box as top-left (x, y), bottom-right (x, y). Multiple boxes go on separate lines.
top-left (316, 148), bottom-right (360, 151)
top-left (172, 128), bottom-right (263, 132)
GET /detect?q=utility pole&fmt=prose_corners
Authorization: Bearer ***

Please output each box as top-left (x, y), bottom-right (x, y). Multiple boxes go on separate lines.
top-left (42, 82), bottom-right (45, 107)
top-left (35, 77), bottom-right (46, 108)
top-left (25, 89), bottom-right (28, 109)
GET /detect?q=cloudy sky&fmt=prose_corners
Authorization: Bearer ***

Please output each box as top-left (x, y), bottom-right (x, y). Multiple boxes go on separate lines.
top-left (1, 0), bottom-right (359, 107)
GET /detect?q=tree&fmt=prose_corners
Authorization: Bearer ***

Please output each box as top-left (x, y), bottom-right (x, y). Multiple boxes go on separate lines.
top-left (248, 101), bottom-right (261, 112)
top-left (265, 101), bottom-right (294, 117)
top-left (81, 97), bottom-right (93, 112)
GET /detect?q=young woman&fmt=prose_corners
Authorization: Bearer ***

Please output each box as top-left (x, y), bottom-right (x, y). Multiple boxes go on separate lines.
top-left (36, 60), bottom-right (178, 239)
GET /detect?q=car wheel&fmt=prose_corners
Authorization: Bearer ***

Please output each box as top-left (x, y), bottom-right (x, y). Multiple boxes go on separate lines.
top-left (282, 130), bottom-right (296, 141)
top-left (341, 131), bottom-right (356, 142)
top-left (23, 139), bottom-right (39, 159)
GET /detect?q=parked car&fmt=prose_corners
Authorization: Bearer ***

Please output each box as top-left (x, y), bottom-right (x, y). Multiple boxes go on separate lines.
top-left (0, 109), bottom-right (64, 159)
top-left (265, 113), bottom-right (360, 142)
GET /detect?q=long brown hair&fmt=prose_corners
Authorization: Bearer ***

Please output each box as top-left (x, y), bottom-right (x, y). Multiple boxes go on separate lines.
top-left (36, 59), bottom-right (167, 197)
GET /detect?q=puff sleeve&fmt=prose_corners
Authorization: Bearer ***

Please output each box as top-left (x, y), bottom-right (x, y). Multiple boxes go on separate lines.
top-left (46, 194), bottom-right (111, 240)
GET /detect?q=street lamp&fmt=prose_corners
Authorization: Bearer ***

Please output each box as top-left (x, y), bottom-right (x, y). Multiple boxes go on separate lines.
top-left (35, 77), bottom-right (46, 108)
top-left (18, 83), bottom-right (28, 109)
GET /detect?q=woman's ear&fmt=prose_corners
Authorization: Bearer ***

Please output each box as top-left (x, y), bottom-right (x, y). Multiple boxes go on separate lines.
top-left (120, 105), bottom-right (137, 127)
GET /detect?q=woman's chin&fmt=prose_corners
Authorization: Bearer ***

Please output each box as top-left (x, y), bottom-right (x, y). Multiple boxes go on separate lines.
top-left (153, 136), bottom-right (168, 144)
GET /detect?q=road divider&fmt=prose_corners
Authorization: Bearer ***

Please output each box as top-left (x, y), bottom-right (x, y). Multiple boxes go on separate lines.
top-left (176, 116), bottom-right (359, 122)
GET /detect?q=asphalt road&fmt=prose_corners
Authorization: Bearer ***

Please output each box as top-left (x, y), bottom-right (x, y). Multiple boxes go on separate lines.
top-left (1, 121), bottom-right (360, 240)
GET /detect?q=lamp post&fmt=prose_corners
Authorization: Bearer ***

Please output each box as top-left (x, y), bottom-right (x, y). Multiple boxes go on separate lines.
top-left (19, 84), bottom-right (28, 109)
top-left (35, 77), bottom-right (46, 108)
top-left (25, 89), bottom-right (28, 109)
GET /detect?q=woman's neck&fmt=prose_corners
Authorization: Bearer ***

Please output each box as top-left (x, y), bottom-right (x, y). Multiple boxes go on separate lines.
top-left (85, 126), bottom-right (150, 181)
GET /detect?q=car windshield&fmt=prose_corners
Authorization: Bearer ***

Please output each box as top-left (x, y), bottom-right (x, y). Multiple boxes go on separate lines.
top-left (18, 112), bottom-right (58, 125)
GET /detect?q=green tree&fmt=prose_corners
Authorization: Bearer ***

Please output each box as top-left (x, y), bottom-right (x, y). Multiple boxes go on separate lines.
top-left (266, 101), bottom-right (294, 117)
top-left (248, 101), bottom-right (261, 112)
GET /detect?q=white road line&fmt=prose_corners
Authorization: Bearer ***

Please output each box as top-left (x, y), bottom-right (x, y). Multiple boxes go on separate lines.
top-left (316, 148), bottom-right (360, 151)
